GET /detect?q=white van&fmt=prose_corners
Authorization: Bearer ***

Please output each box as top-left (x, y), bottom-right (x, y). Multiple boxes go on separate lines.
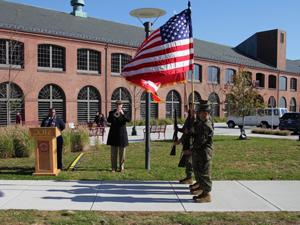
top-left (227, 108), bottom-right (288, 128)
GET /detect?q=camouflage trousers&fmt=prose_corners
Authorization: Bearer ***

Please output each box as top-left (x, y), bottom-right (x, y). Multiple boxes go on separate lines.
top-left (192, 148), bottom-right (212, 193)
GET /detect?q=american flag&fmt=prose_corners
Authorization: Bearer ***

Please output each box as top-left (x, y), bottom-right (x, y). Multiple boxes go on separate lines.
top-left (122, 7), bottom-right (194, 86)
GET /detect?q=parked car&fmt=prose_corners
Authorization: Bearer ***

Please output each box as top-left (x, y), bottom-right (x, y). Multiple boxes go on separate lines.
top-left (227, 108), bottom-right (288, 128)
top-left (279, 112), bottom-right (300, 134)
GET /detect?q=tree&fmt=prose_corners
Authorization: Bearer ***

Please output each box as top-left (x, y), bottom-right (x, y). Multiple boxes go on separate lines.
top-left (225, 68), bottom-right (264, 139)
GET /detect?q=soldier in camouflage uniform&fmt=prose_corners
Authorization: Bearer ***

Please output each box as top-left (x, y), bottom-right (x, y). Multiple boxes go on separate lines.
top-left (189, 100), bottom-right (214, 203)
top-left (176, 105), bottom-right (195, 184)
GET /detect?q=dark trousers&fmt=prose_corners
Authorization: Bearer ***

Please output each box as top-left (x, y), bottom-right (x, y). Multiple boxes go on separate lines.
top-left (192, 149), bottom-right (212, 193)
top-left (57, 135), bottom-right (63, 170)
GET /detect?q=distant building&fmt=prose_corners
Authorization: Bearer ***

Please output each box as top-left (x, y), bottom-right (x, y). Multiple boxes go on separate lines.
top-left (0, 0), bottom-right (299, 126)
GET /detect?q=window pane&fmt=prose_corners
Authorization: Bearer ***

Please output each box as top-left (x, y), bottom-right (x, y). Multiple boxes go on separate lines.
top-left (9, 41), bottom-right (24, 66)
top-left (208, 66), bottom-right (219, 84)
top-left (77, 49), bottom-right (88, 70)
top-left (111, 54), bottom-right (120, 73)
top-left (268, 75), bottom-right (276, 89)
top-left (121, 54), bottom-right (132, 69)
top-left (52, 45), bottom-right (65, 69)
top-left (38, 45), bottom-right (50, 67)
top-left (89, 50), bottom-right (100, 72)
top-left (0, 40), bottom-right (6, 64)
top-left (225, 69), bottom-right (234, 84)
top-left (279, 76), bottom-right (287, 91)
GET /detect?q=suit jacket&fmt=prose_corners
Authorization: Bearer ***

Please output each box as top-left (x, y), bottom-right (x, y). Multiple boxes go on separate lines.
top-left (106, 110), bottom-right (130, 147)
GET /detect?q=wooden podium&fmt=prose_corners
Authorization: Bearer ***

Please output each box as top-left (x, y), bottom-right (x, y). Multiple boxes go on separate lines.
top-left (29, 127), bottom-right (61, 176)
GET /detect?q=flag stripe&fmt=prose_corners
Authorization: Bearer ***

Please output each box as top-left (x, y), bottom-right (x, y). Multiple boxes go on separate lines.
top-left (135, 38), bottom-right (193, 59)
top-left (123, 54), bottom-right (194, 74)
top-left (124, 48), bottom-right (194, 68)
top-left (127, 43), bottom-right (193, 67)
top-left (123, 59), bottom-right (193, 77)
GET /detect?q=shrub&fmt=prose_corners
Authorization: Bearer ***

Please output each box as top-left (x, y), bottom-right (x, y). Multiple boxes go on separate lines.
top-left (0, 126), bottom-right (34, 158)
top-left (251, 128), bottom-right (291, 136)
top-left (62, 128), bottom-right (72, 153)
top-left (0, 127), bottom-right (14, 158)
top-left (12, 126), bottom-right (35, 157)
top-left (70, 126), bottom-right (89, 152)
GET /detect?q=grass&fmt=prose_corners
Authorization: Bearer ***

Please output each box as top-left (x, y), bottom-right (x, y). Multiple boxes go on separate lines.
top-left (0, 136), bottom-right (299, 180)
top-left (0, 210), bottom-right (299, 225)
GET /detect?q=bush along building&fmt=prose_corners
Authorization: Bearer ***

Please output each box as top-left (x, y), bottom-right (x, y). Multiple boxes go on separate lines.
top-left (0, 0), bottom-right (299, 126)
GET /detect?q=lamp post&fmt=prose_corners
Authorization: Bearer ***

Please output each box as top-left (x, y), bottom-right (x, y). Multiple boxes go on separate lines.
top-left (130, 8), bottom-right (166, 171)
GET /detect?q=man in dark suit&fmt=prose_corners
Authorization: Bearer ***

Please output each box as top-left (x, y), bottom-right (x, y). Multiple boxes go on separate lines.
top-left (106, 101), bottom-right (130, 172)
top-left (41, 108), bottom-right (65, 170)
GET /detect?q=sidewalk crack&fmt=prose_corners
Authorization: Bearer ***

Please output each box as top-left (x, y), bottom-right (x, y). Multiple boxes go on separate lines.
top-left (236, 181), bottom-right (282, 211)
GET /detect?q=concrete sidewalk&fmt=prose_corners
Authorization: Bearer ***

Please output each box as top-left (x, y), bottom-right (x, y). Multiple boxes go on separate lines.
top-left (0, 180), bottom-right (299, 212)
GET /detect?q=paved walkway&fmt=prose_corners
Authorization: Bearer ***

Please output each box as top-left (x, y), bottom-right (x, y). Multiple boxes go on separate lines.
top-left (0, 180), bottom-right (299, 212)
top-left (90, 123), bottom-right (299, 145)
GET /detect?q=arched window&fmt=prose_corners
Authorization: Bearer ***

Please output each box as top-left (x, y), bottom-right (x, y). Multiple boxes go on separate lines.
top-left (208, 92), bottom-right (220, 117)
top-left (279, 76), bottom-right (287, 91)
top-left (290, 78), bottom-right (297, 91)
top-left (77, 49), bottom-right (101, 74)
top-left (225, 69), bottom-right (235, 85)
top-left (111, 53), bottom-right (132, 75)
top-left (140, 92), bottom-right (158, 119)
top-left (256, 73), bottom-right (265, 88)
top-left (188, 91), bottom-right (201, 111)
top-left (208, 66), bottom-right (220, 84)
top-left (0, 39), bottom-right (24, 68)
top-left (279, 96), bottom-right (287, 108)
top-left (166, 90), bottom-right (181, 118)
top-left (38, 84), bottom-right (66, 123)
top-left (290, 98), bottom-right (297, 112)
top-left (0, 82), bottom-right (24, 125)
top-left (111, 87), bottom-right (132, 119)
top-left (188, 64), bottom-right (202, 82)
top-left (268, 96), bottom-right (276, 108)
top-left (268, 75), bottom-right (277, 89)
top-left (77, 86), bottom-right (101, 123)
top-left (38, 44), bottom-right (65, 71)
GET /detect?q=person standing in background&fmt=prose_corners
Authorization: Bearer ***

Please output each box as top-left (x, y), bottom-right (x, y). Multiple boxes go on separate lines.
top-left (16, 112), bottom-right (22, 125)
top-left (106, 101), bottom-right (130, 172)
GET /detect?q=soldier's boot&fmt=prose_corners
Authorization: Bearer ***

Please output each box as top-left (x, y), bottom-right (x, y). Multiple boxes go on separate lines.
top-left (179, 177), bottom-right (193, 184)
top-left (190, 187), bottom-right (203, 195)
top-left (189, 182), bottom-right (199, 190)
top-left (193, 192), bottom-right (211, 203)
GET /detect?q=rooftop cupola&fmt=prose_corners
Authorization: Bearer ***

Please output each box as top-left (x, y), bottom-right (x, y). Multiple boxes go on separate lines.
top-left (70, 0), bottom-right (87, 18)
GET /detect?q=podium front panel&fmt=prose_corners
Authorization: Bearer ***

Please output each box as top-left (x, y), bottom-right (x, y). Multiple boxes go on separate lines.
top-left (37, 140), bottom-right (51, 170)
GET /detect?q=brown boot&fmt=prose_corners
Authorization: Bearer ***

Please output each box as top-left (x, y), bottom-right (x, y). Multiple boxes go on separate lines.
top-left (179, 177), bottom-right (193, 184)
top-left (194, 192), bottom-right (211, 203)
top-left (189, 182), bottom-right (199, 190)
top-left (190, 187), bottom-right (203, 195)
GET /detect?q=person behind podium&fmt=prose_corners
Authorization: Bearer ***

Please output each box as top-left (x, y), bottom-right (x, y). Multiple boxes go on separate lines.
top-left (106, 101), bottom-right (130, 172)
top-left (41, 108), bottom-right (65, 170)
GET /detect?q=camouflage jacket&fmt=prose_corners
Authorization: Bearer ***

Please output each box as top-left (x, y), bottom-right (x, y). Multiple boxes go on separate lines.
top-left (192, 119), bottom-right (214, 152)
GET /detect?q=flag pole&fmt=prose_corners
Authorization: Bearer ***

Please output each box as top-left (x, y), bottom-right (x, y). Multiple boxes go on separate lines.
top-left (188, 1), bottom-right (194, 110)
top-left (144, 21), bottom-right (151, 171)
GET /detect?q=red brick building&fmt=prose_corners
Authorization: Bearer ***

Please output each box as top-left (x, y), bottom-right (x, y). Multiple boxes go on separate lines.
top-left (0, 1), bottom-right (299, 126)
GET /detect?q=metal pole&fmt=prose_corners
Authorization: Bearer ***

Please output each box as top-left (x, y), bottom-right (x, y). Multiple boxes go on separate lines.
top-left (144, 22), bottom-right (151, 171)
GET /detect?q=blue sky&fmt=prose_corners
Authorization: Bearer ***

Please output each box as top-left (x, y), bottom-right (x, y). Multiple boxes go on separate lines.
top-left (7, 0), bottom-right (300, 60)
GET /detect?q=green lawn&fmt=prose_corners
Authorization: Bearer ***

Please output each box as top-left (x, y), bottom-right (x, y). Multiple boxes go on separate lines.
top-left (0, 136), bottom-right (299, 180)
top-left (0, 211), bottom-right (299, 225)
